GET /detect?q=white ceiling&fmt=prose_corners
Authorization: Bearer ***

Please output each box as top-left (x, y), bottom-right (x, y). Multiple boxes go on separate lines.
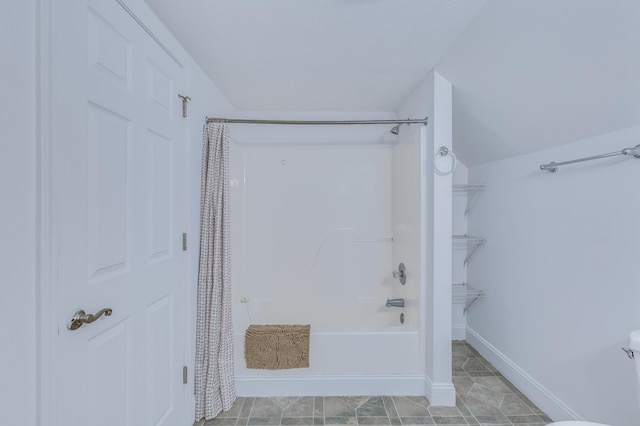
top-left (144, 0), bottom-right (640, 166)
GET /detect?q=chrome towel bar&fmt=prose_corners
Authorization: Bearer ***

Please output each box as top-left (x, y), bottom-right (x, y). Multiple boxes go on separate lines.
top-left (540, 144), bottom-right (640, 172)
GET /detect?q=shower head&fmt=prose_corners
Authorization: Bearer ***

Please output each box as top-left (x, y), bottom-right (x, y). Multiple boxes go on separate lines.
top-left (390, 123), bottom-right (402, 135)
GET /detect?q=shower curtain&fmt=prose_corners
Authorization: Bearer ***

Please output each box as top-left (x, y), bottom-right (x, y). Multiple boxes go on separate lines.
top-left (195, 122), bottom-right (236, 421)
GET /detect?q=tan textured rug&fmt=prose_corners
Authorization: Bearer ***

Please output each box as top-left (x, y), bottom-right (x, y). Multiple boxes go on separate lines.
top-left (244, 324), bottom-right (310, 370)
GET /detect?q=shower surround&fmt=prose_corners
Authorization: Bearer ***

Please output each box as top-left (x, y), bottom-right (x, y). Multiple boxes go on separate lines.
top-left (229, 128), bottom-right (427, 396)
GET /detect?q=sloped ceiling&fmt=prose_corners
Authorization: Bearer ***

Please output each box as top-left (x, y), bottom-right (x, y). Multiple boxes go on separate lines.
top-left (144, 0), bottom-right (640, 166)
top-left (437, 0), bottom-right (640, 165)
top-left (143, 0), bottom-right (487, 111)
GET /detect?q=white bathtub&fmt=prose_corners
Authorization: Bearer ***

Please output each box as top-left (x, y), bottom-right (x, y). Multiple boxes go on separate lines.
top-left (233, 299), bottom-right (425, 396)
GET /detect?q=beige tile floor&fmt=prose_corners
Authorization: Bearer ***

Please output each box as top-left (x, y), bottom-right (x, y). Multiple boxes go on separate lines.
top-left (198, 341), bottom-right (552, 426)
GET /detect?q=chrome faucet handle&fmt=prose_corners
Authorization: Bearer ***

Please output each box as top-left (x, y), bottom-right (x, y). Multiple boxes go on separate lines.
top-left (392, 262), bottom-right (406, 285)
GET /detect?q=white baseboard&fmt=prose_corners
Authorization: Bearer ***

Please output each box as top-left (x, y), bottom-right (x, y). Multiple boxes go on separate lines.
top-left (237, 374), bottom-right (457, 407)
top-left (465, 327), bottom-right (580, 422)
top-left (424, 375), bottom-right (456, 407)
top-left (236, 374), bottom-right (426, 397)
top-left (452, 324), bottom-right (466, 341)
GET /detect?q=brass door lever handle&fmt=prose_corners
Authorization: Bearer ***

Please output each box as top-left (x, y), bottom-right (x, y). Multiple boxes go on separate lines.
top-left (67, 308), bottom-right (113, 330)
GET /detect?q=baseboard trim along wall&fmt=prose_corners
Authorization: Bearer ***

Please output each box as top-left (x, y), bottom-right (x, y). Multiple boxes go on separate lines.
top-left (465, 327), bottom-right (581, 422)
top-left (425, 375), bottom-right (457, 407)
top-left (452, 325), bottom-right (466, 341)
top-left (236, 375), bottom-right (426, 397)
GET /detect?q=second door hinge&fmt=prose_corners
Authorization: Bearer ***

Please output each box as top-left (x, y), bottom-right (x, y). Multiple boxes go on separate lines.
top-left (183, 366), bottom-right (188, 384)
top-left (182, 233), bottom-right (187, 251)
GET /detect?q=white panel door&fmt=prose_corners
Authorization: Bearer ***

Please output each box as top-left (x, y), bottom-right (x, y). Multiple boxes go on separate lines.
top-left (50, 1), bottom-right (186, 425)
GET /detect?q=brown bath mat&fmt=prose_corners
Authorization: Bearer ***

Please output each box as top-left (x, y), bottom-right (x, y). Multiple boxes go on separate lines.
top-left (244, 324), bottom-right (310, 370)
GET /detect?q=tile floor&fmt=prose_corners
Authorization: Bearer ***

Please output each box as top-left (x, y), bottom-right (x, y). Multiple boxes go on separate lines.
top-left (198, 341), bottom-right (552, 426)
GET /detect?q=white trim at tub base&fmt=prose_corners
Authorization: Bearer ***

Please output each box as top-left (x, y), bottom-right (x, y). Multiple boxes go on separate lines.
top-left (466, 327), bottom-right (581, 422)
top-left (236, 374), bottom-right (426, 397)
top-left (424, 376), bottom-right (456, 406)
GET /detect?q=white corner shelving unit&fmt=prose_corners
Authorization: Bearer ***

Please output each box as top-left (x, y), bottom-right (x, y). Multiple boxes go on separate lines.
top-left (452, 234), bottom-right (485, 265)
top-left (453, 184), bottom-right (486, 216)
top-left (452, 283), bottom-right (485, 314)
top-left (452, 183), bottom-right (486, 315)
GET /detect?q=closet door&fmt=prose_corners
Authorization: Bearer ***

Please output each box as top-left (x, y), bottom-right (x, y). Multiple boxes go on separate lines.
top-left (50, 1), bottom-right (186, 424)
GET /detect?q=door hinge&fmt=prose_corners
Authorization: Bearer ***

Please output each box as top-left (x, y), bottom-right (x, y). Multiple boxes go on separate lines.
top-left (183, 366), bottom-right (188, 384)
top-left (178, 94), bottom-right (191, 118)
top-left (182, 233), bottom-right (187, 251)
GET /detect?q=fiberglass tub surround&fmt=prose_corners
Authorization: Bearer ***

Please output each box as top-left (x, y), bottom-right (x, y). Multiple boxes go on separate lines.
top-left (229, 127), bottom-right (427, 396)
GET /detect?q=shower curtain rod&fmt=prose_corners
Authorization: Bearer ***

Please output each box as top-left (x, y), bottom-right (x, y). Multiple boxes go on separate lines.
top-left (206, 116), bottom-right (428, 126)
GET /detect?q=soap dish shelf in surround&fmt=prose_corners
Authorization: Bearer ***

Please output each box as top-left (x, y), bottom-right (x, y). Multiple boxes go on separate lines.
top-left (453, 283), bottom-right (485, 314)
top-left (452, 234), bottom-right (485, 264)
top-left (453, 184), bottom-right (486, 215)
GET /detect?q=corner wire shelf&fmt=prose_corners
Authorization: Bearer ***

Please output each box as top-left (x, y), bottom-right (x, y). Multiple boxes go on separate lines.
top-left (452, 282), bottom-right (485, 314)
top-left (452, 234), bottom-right (485, 265)
top-left (453, 184), bottom-right (486, 216)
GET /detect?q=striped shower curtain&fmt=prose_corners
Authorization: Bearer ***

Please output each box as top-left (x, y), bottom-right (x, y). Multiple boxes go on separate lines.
top-left (195, 122), bottom-right (236, 421)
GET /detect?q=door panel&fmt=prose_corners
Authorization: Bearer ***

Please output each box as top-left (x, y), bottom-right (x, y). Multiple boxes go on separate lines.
top-left (87, 320), bottom-right (133, 426)
top-left (87, 103), bottom-right (132, 282)
top-left (147, 130), bottom-right (174, 262)
top-left (87, 6), bottom-right (133, 92)
top-left (146, 295), bottom-right (175, 424)
top-left (51, 1), bottom-right (185, 425)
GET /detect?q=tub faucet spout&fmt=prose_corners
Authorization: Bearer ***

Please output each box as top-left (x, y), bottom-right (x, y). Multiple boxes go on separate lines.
top-left (386, 298), bottom-right (405, 308)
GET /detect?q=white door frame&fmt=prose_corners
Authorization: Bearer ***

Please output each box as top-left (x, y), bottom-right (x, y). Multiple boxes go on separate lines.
top-left (37, 0), bottom-right (55, 423)
top-left (36, 0), bottom-right (193, 424)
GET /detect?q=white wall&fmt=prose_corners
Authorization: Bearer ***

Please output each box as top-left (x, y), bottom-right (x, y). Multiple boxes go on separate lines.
top-left (467, 124), bottom-right (640, 424)
top-left (0, 2), bottom-right (37, 425)
top-left (396, 70), bottom-right (455, 405)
